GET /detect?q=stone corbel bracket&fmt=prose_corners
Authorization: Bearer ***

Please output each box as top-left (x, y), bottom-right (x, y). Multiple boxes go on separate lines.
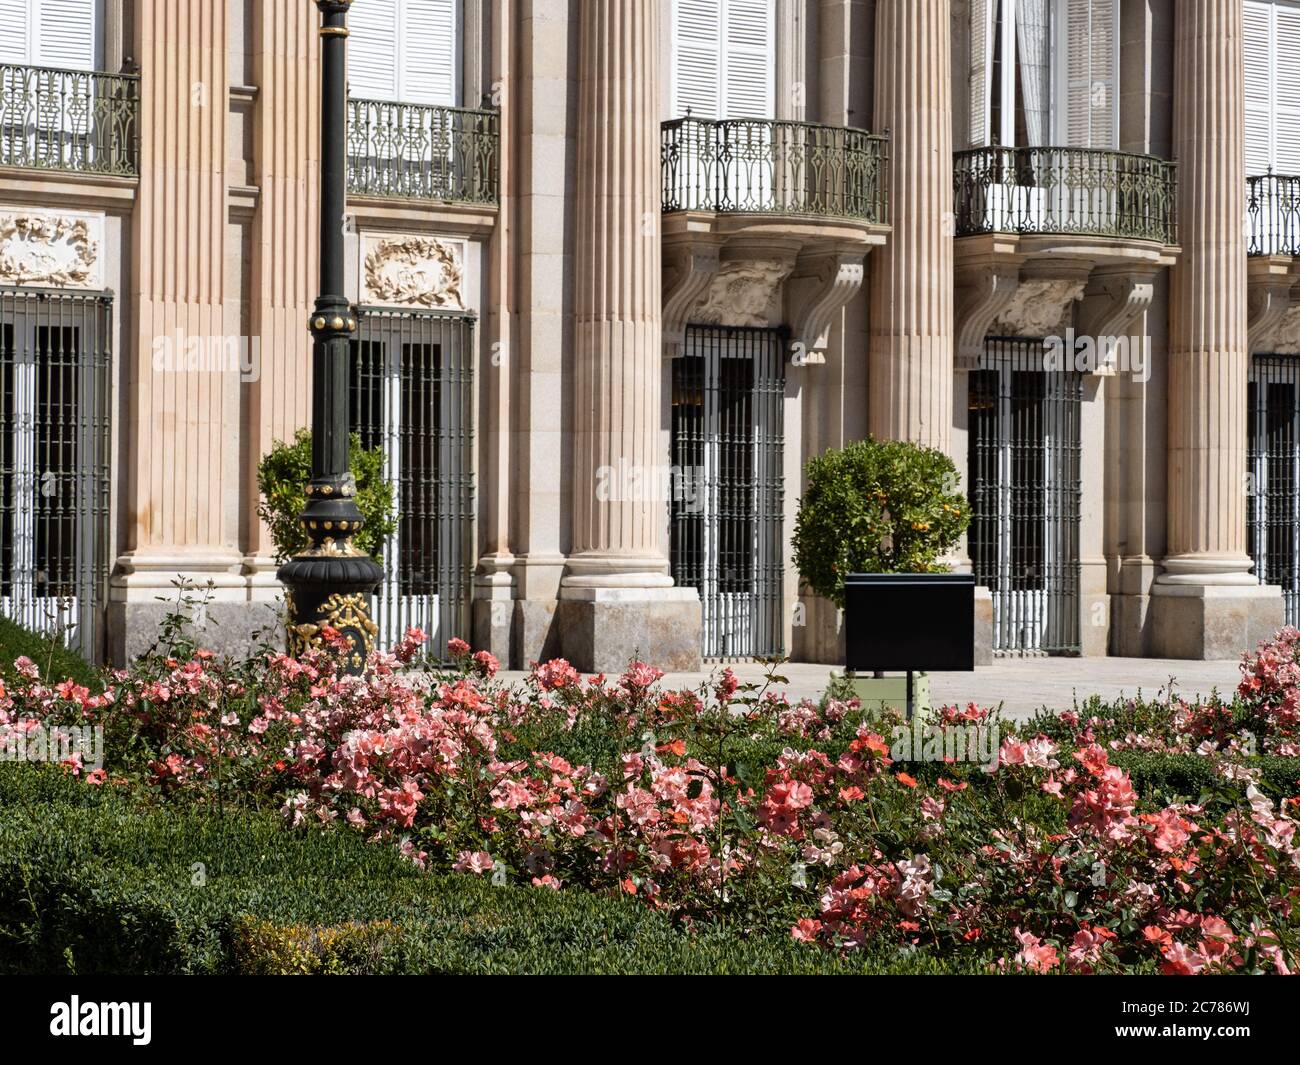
top-left (954, 262), bottom-right (1022, 369)
top-left (784, 250), bottom-right (867, 365)
top-left (662, 243), bottom-right (721, 357)
top-left (1075, 267), bottom-right (1159, 376)
top-left (1246, 255), bottom-right (1300, 355)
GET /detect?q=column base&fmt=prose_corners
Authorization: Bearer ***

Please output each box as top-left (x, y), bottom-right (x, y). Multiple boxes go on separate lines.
top-left (557, 587), bottom-right (702, 673)
top-left (1149, 583), bottom-right (1284, 660)
top-left (107, 551), bottom-right (284, 664)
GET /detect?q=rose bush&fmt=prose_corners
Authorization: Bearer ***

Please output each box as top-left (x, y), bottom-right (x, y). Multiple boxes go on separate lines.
top-left (2, 624), bottom-right (1297, 975)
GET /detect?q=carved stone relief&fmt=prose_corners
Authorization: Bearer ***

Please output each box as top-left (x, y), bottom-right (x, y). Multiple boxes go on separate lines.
top-left (990, 277), bottom-right (1087, 337)
top-left (0, 210), bottom-right (103, 289)
top-left (690, 259), bottom-right (793, 328)
top-left (361, 235), bottom-right (464, 309)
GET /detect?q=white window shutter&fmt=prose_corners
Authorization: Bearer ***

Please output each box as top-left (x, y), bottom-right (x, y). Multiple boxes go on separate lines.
top-left (0, 0), bottom-right (32, 66)
top-left (401, 0), bottom-right (459, 106)
top-left (674, 0), bottom-right (722, 118)
top-left (35, 0), bottom-right (96, 70)
top-left (970, 0), bottom-right (991, 146)
top-left (349, 0), bottom-right (400, 101)
top-left (1064, 0), bottom-right (1117, 148)
top-left (1244, 1), bottom-right (1274, 175)
top-left (1087, 0), bottom-right (1116, 147)
top-left (722, 0), bottom-right (772, 118)
top-left (1274, 3), bottom-right (1300, 173)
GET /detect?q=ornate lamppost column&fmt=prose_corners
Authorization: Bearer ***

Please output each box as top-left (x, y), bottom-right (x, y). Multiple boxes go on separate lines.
top-left (278, 0), bottom-right (383, 672)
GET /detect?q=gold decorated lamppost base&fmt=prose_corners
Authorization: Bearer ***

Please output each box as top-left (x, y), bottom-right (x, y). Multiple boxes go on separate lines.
top-left (277, 470), bottom-right (384, 674)
top-left (280, 0), bottom-right (384, 676)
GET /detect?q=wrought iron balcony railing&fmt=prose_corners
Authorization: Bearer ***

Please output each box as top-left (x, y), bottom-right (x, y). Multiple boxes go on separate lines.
top-left (347, 98), bottom-right (499, 205)
top-left (661, 117), bottom-right (889, 224)
top-left (1247, 172), bottom-right (1300, 257)
top-left (0, 63), bottom-right (139, 177)
top-left (953, 146), bottom-right (1177, 244)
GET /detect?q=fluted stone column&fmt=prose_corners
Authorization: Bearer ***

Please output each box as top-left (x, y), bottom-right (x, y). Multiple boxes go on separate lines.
top-left (109, 1), bottom-right (242, 660)
top-left (1153, 0), bottom-right (1282, 657)
top-left (557, 0), bottom-right (701, 672)
top-left (245, 0), bottom-right (319, 577)
top-left (867, 0), bottom-right (954, 453)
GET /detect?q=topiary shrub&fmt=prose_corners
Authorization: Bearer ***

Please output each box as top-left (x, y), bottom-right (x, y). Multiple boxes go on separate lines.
top-left (793, 437), bottom-right (970, 609)
top-left (256, 428), bottom-right (397, 564)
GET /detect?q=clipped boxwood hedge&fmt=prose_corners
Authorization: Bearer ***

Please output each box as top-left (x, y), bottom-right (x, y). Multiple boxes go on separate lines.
top-left (0, 615), bottom-right (101, 690)
top-left (0, 765), bottom-right (980, 975)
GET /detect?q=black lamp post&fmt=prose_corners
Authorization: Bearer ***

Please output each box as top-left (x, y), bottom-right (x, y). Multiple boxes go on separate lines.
top-left (278, 0), bottom-right (383, 673)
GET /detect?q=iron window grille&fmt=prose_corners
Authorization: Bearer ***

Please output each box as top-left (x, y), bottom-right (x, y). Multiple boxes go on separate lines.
top-left (0, 288), bottom-right (111, 659)
top-left (350, 309), bottom-right (474, 655)
top-left (968, 337), bottom-right (1082, 655)
top-left (670, 325), bottom-right (785, 660)
top-left (1248, 354), bottom-right (1300, 627)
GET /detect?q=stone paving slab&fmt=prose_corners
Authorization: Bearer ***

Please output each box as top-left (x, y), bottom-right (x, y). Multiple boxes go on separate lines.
top-left (494, 657), bottom-right (1244, 722)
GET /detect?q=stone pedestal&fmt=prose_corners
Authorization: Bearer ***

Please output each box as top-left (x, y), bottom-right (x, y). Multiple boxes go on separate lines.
top-left (1151, 584), bottom-right (1283, 660)
top-left (558, 588), bottom-right (702, 673)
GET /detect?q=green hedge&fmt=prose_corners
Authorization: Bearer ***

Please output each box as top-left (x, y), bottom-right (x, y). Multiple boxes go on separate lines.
top-left (0, 615), bottom-right (101, 690)
top-left (0, 765), bottom-right (980, 975)
top-left (1108, 751), bottom-right (1300, 805)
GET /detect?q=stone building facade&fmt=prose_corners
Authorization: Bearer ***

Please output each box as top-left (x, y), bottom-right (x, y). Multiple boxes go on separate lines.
top-left (0, 0), bottom-right (1294, 670)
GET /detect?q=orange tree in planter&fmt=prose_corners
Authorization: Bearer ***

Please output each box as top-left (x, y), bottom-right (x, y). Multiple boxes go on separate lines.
top-left (792, 437), bottom-right (971, 610)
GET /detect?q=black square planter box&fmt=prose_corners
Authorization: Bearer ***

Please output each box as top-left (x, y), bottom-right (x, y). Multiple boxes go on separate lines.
top-left (843, 572), bottom-right (976, 674)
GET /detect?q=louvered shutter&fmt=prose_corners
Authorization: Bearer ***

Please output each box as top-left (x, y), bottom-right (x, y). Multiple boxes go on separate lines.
top-left (1064, 0), bottom-right (1117, 148)
top-left (402, 0), bottom-right (458, 106)
top-left (1274, 3), bottom-right (1300, 173)
top-left (674, 0), bottom-right (722, 118)
top-left (35, 0), bottom-right (95, 70)
top-left (1244, 2), bottom-right (1273, 175)
top-left (350, 0), bottom-right (400, 100)
top-left (969, 0), bottom-right (991, 146)
top-left (722, 0), bottom-right (772, 118)
top-left (0, 0), bottom-right (32, 66)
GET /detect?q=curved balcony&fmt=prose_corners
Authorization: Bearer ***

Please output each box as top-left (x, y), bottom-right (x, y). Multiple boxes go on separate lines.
top-left (952, 147), bottom-right (1179, 370)
top-left (0, 62), bottom-right (140, 178)
top-left (346, 98), bottom-right (499, 206)
top-left (1246, 173), bottom-right (1300, 354)
top-left (658, 117), bottom-right (890, 363)
top-left (1247, 173), bottom-right (1300, 257)
top-left (661, 117), bottom-right (889, 224)
top-left (954, 146), bottom-right (1177, 245)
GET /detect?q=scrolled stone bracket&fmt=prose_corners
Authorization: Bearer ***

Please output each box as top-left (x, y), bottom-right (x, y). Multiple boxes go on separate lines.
top-left (954, 261), bottom-right (1022, 370)
top-left (662, 242), bottom-right (721, 358)
top-left (1075, 267), bottom-right (1160, 375)
top-left (1246, 255), bottom-right (1300, 355)
top-left (785, 250), bottom-right (867, 366)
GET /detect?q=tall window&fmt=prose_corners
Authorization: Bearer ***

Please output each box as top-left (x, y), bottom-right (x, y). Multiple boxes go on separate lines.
top-left (1244, 1), bottom-right (1300, 175)
top-left (971, 0), bottom-right (1116, 148)
top-left (349, 0), bottom-right (460, 106)
top-left (671, 0), bottom-right (773, 119)
top-left (0, 0), bottom-right (98, 70)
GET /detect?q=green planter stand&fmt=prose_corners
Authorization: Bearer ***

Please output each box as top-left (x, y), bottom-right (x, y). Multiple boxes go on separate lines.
top-left (833, 672), bottom-right (931, 721)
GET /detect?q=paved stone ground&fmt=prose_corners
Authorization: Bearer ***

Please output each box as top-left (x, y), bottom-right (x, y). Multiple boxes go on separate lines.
top-left (495, 657), bottom-right (1244, 722)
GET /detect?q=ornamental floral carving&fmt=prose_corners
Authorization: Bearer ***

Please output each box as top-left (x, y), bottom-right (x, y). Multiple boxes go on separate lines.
top-left (0, 212), bottom-right (101, 288)
top-left (362, 236), bottom-right (463, 308)
top-left (691, 260), bottom-right (793, 328)
top-left (991, 277), bottom-right (1087, 337)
